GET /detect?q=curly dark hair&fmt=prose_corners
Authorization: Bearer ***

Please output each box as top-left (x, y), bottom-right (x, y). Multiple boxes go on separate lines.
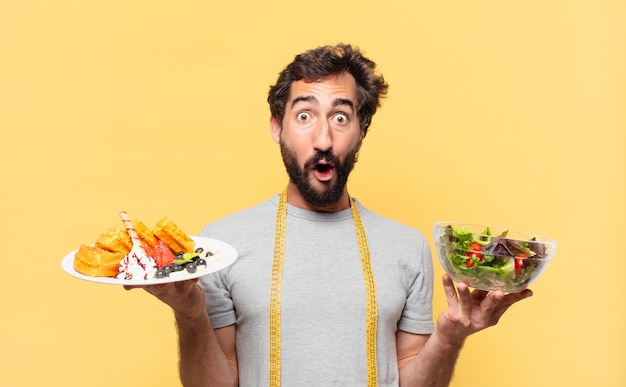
top-left (268, 44), bottom-right (388, 135)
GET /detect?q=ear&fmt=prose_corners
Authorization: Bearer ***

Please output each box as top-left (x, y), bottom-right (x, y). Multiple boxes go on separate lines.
top-left (356, 129), bottom-right (365, 151)
top-left (270, 116), bottom-right (281, 143)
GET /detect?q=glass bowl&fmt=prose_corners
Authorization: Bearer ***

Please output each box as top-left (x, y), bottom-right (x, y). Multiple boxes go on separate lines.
top-left (432, 222), bottom-right (556, 292)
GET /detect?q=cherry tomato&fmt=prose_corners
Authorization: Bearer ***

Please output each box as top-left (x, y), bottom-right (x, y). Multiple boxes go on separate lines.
top-left (465, 242), bottom-right (484, 268)
top-left (469, 242), bottom-right (482, 251)
top-left (515, 254), bottom-right (529, 276)
top-left (467, 242), bottom-right (484, 260)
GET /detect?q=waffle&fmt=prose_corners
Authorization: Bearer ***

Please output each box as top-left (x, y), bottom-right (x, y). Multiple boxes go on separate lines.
top-left (95, 226), bottom-right (131, 253)
top-left (74, 245), bottom-right (123, 277)
top-left (153, 217), bottom-right (195, 254)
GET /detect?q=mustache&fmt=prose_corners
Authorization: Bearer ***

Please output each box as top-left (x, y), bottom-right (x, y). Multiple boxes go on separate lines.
top-left (306, 151), bottom-right (339, 168)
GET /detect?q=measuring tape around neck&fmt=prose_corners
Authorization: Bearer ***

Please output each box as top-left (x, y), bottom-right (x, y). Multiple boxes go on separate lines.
top-left (269, 189), bottom-right (378, 386)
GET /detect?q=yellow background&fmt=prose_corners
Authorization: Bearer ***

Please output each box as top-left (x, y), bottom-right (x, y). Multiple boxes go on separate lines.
top-left (1, 0), bottom-right (624, 386)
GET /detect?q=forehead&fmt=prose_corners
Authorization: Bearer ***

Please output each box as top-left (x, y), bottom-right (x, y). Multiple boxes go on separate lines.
top-left (288, 72), bottom-right (358, 106)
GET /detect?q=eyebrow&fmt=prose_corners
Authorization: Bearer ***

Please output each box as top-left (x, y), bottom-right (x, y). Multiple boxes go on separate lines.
top-left (291, 95), bottom-right (355, 109)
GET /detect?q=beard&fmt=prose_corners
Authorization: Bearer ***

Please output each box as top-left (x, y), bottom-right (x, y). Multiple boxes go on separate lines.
top-left (279, 141), bottom-right (358, 208)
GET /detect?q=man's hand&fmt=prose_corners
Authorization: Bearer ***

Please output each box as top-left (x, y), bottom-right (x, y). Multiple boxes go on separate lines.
top-left (436, 273), bottom-right (533, 347)
top-left (124, 279), bottom-right (206, 318)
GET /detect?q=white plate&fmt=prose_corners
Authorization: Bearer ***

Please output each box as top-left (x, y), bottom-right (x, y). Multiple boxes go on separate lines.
top-left (61, 236), bottom-right (238, 285)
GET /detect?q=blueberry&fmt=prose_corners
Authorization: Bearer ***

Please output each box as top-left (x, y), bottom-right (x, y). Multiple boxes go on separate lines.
top-left (196, 258), bottom-right (207, 267)
top-left (186, 263), bottom-right (197, 273)
top-left (195, 247), bottom-right (204, 253)
top-left (155, 269), bottom-right (166, 278)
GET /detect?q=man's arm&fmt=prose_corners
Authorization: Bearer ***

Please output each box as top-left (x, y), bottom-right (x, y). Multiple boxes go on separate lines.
top-left (397, 274), bottom-right (533, 386)
top-left (397, 331), bottom-right (459, 387)
top-left (126, 280), bottom-right (238, 387)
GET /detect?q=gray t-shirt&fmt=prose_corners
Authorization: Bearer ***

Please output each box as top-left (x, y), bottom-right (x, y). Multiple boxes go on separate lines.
top-left (199, 195), bottom-right (434, 386)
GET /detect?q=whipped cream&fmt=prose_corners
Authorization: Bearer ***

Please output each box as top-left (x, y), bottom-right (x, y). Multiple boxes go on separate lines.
top-left (116, 250), bottom-right (158, 280)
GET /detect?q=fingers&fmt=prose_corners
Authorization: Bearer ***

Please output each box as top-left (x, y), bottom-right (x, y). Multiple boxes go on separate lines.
top-left (489, 289), bottom-right (533, 322)
top-left (441, 274), bottom-right (534, 333)
top-left (123, 278), bottom-right (200, 290)
top-left (471, 289), bottom-right (490, 303)
top-left (493, 289), bottom-right (532, 312)
top-left (456, 282), bottom-right (475, 316)
top-left (147, 279), bottom-right (198, 296)
top-left (442, 273), bottom-right (459, 303)
top-left (477, 291), bottom-right (504, 318)
top-left (122, 279), bottom-right (201, 304)
top-left (442, 274), bottom-right (473, 307)
top-left (123, 283), bottom-right (169, 291)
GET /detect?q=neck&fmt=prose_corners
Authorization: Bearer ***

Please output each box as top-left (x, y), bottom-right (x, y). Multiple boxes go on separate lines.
top-left (285, 182), bottom-right (351, 213)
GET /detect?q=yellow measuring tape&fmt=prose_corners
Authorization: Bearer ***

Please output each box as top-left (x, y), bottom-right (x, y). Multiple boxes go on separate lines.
top-left (269, 189), bottom-right (378, 386)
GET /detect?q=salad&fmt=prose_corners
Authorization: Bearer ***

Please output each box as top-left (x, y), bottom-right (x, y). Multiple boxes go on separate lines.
top-left (436, 224), bottom-right (549, 292)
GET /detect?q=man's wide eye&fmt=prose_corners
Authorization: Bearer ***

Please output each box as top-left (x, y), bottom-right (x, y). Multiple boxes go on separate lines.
top-left (297, 112), bottom-right (311, 122)
top-left (333, 113), bottom-right (348, 125)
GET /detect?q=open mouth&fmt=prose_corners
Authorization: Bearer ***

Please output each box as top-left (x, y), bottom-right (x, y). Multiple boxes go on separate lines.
top-left (313, 162), bottom-right (334, 181)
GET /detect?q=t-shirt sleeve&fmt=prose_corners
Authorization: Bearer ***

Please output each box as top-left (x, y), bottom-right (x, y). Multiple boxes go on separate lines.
top-left (198, 272), bottom-right (237, 328)
top-left (397, 238), bottom-right (435, 334)
top-left (198, 224), bottom-right (237, 328)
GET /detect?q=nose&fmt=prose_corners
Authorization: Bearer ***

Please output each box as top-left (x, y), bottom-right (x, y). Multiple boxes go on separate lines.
top-left (312, 121), bottom-right (332, 152)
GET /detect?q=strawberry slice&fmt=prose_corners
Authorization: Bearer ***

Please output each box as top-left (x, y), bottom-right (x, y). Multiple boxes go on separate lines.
top-left (152, 239), bottom-right (176, 268)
